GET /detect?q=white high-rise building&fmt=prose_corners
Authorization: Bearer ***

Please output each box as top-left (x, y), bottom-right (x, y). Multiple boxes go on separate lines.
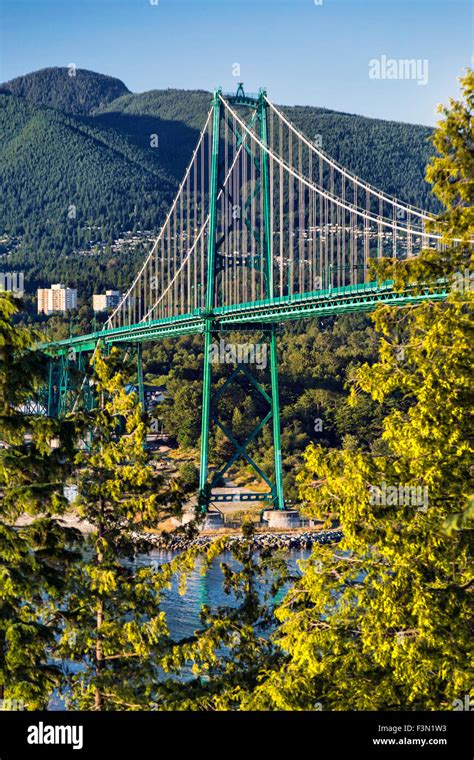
top-left (37, 283), bottom-right (77, 315)
top-left (92, 290), bottom-right (122, 312)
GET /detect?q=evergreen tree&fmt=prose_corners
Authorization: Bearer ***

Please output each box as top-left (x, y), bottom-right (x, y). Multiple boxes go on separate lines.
top-left (56, 347), bottom-right (196, 710)
top-left (0, 294), bottom-right (79, 708)
top-left (245, 71), bottom-right (474, 710)
top-left (158, 522), bottom-right (289, 710)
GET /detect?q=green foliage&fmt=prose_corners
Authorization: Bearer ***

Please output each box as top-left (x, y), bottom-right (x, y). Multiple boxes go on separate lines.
top-left (373, 70), bottom-right (473, 290)
top-left (162, 378), bottom-right (203, 449)
top-left (0, 92), bottom-right (175, 298)
top-left (243, 69), bottom-right (474, 711)
top-left (369, 69), bottom-right (474, 528)
top-left (262, 290), bottom-right (473, 709)
top-left (0, 294), bottom-right (80, 708)
top-left (178, 461), bottom-right (199, 490)
top-left (55, 347), bottom-right (195, 709)
top-left (157, 522), bottom-right (290, 710)
top-left (427, 70), bottom-right (474, 245)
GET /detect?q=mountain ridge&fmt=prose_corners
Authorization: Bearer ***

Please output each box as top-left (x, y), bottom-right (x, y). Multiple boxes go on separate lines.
top-left (1, 67), bottom-right (130, 116)
top-left (0, 68), bottom-right (438, 299)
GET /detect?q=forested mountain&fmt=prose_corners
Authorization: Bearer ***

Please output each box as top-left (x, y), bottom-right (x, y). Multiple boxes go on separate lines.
top-left (95, 88), bottom-right (214, 180)
top-left (0, 67), bottom-right (130, 115)
top-left (282, 106), bottom-right (436, 209)
top-left (0, 92), bottom-right (177, 296)
top-left (96, 90), bottom-right (436, 208)
top-left (0, 67), bottom-right (438, 299)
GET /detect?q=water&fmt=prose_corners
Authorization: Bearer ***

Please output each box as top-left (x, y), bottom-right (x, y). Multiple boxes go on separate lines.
top-left (48, 547), bottom-right (312, 708)
top-left (136, 547), bottom-right (312, 640)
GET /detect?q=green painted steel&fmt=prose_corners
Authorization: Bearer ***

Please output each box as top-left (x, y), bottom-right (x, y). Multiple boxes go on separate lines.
top-left (259, 90), bottom-right (284, 509)
top-left (198, 88), bottom-right (222, 511)
top-left (269, 327), bottom-right (284, 509)
top-left (136, 344), bottom-right (145, 411)
top-left (205, 90), bottom-right (222, 315)
top-left (199, 323), bottom-right (214, 511)
top-left (43, 350), bottom-right (95, 418)
top-left (38, 281), bottom-right (448, 358)
top-left (209, 362), bottom-right (275, 497)
top-left (212, 493), bottom-right (271, 503)
top-left (31, 84), bottom-right (451, 515)
top-left (47, 359), bottom-right (55, 417)
top-left (195, 85), bottom-right (290, 511)
top-left (259, 89), bottom-right (272, 297)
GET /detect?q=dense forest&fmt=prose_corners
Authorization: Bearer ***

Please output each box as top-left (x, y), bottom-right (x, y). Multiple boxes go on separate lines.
top-left (0, 67), bottom-right (438, 301)
top-left (138, 314), bottom-right (388, 499)
top-left (0, 59), bottom-right (471, 716)
top-left (0, 67), bottom-right (443, 492)
top-left (1, 67), bottom-right (130, 115)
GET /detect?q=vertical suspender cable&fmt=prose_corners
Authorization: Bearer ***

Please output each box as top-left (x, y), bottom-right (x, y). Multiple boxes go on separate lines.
top-left (279, 118), bottom-right (284, 297)
top-left (289, 129), bottom-right (294, 296)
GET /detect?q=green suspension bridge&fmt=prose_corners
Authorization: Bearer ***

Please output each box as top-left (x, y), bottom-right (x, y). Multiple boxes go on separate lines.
top-left (37, 85), bottom-right (450, 514)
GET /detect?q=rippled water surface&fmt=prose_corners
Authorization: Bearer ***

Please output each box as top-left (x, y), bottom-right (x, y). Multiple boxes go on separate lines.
top-left (136, 548), bottom-right (312, 639)
top-left (49, 547), bottom-right (313, 708)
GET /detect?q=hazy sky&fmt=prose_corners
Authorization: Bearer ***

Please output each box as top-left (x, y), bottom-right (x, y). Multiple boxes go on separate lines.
top-left (0, 0), bottom-right (472, 125)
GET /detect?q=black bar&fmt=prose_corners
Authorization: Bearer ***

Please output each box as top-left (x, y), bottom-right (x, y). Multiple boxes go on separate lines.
top-left (0, 710), bottom-right (472, 759)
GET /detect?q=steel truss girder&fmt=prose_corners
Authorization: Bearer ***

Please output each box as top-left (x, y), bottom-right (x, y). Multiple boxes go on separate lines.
top-left (45, 351), bottom-right (95, 419)
top-left (216, 283), bottom-right (448, 325)
top-left (39, 282), bottom-right (448, 357)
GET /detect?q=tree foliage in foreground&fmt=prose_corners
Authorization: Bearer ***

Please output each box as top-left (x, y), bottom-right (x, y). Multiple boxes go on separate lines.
top-left (239, 71), bottom-right (474, 711)
top-left (55, 348), bottom-right (204, 710)
top-left (0, 294), bottom-right (80, 708)
top-left (156, 521), bottom-right (290, 710)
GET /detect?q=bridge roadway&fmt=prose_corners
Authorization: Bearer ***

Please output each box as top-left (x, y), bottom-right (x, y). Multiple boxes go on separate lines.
top-left (41, 279), bottom-right (448, 356)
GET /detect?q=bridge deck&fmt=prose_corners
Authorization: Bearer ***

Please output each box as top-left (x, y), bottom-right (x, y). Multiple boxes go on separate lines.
top-left (40, 279), bottom-right (448, 356)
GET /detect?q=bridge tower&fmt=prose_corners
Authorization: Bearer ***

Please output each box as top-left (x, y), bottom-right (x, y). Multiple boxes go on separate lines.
top-left (33, 83), bottom-right (447, 523)
top-left (198, 85), bottom-right (285, 515)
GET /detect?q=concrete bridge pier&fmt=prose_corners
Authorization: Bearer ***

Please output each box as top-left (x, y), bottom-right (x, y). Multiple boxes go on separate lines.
top-left (200, 510), bottom-right (225, 530)
top-left (263, 508), bottom-right (301, 529)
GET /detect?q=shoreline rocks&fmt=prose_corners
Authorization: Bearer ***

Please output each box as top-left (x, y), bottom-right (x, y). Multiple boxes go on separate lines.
top-left (16, 512), bottom-right (343, 553)
top-left (138, 529), bottom-right (344, 553)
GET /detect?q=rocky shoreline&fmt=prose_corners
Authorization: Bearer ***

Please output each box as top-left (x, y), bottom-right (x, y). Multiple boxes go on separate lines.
top-left (141, 528), bottom-right (344, 553)
top-left (16, 512), bottom-right (343, 553)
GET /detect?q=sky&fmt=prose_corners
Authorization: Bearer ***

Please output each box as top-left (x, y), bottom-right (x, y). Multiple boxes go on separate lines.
top-left (0, 0), bottom-right (472, 125)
